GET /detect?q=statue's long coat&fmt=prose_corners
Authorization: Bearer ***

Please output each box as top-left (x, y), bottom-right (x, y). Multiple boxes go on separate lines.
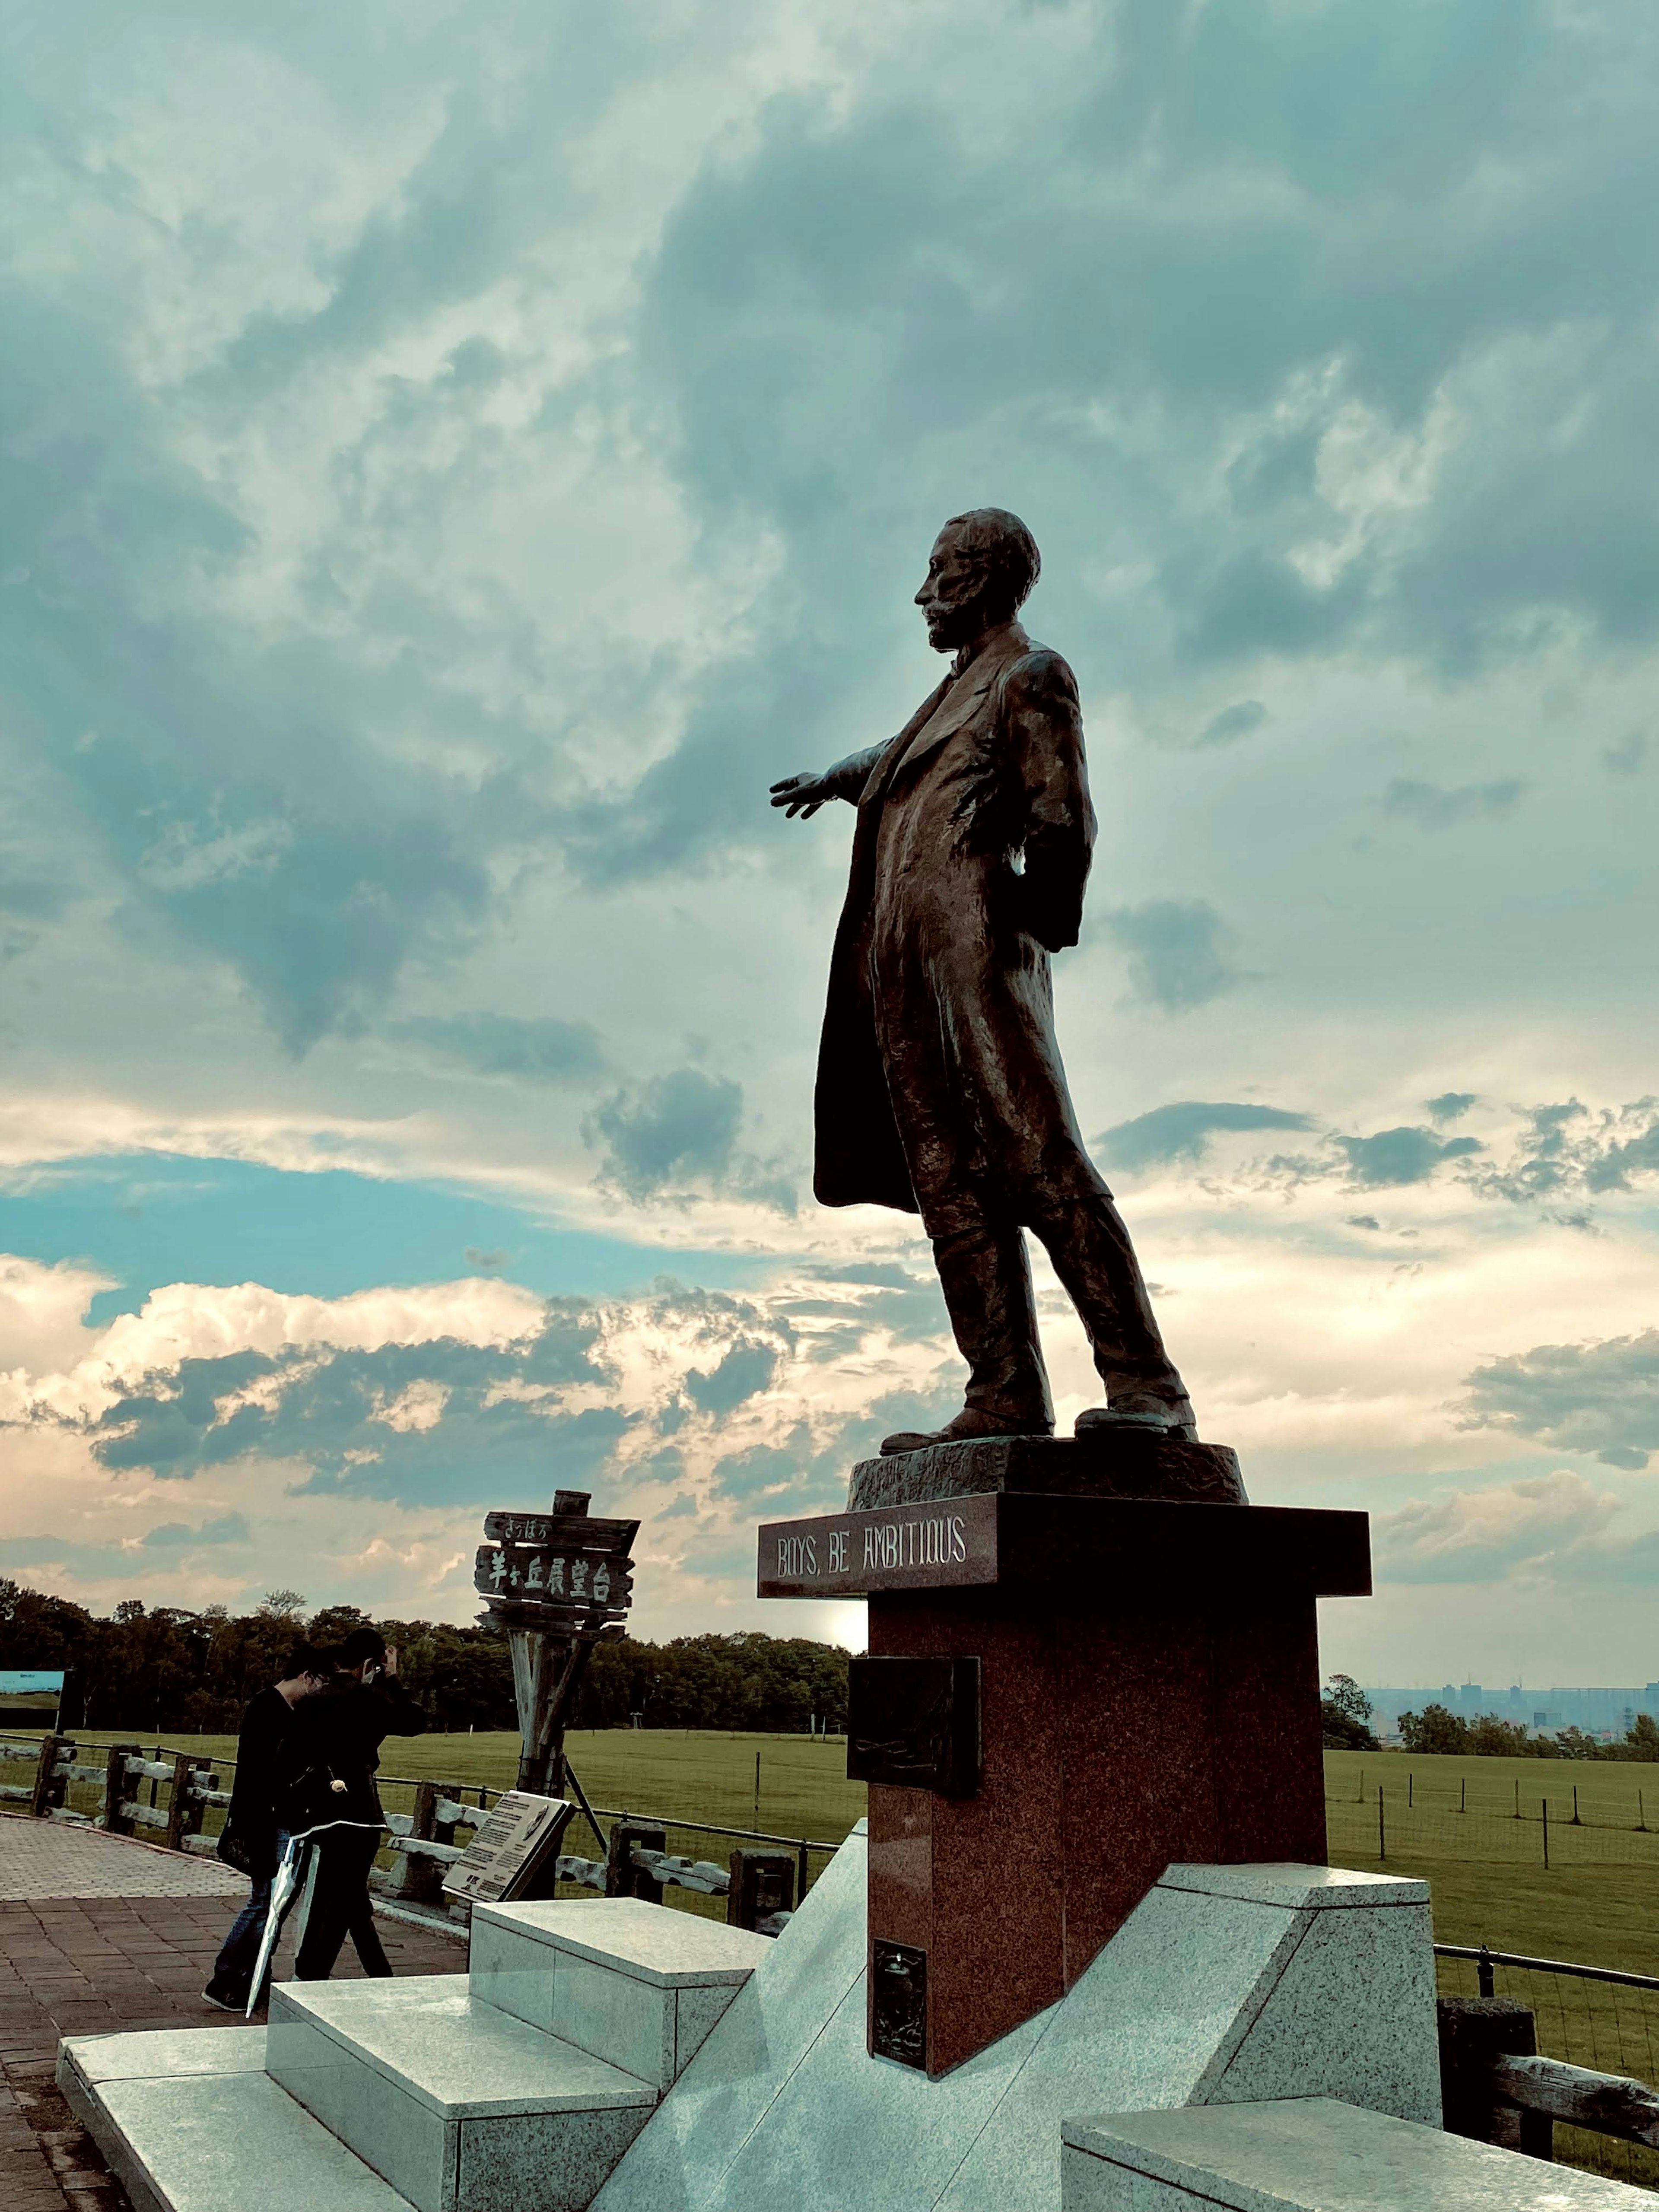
top-left (812, 619), bottom-right (1110, 1235)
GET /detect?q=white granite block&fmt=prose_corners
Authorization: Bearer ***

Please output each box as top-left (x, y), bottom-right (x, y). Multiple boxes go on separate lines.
top-left (474, 1896), bottom-right (772, 1984)
top-left (470, 1895), bottom-right (769, 2087)
top-left (1202, 1888), bottom-right (1440, 2122)
top-left (1154, 1865), bottom-right (1430, 1912)
top-left (468, 1908), bottom-right (556, 2035)
top-left (671, 1980), bottom-right (738, 2074)
top-left (267, 1996), bottom-right (454, 2212)
top-left (267, 1974), bottom-right (656, 2212)
top-left (556, 1954), bottom-right (676, 2091)
top-left (458, 2104), bottom-right (654, 2212)
top-left (1061, 2097), bottom-right (1650, 2210)
top-left (60, 2065), bottom-right (416, 2212)
top-left (63, 2025), bottom-right (269, 2084)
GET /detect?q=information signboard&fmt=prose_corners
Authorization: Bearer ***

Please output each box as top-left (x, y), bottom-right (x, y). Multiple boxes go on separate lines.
top-left (441, 1791), bottom-right (577, 1905)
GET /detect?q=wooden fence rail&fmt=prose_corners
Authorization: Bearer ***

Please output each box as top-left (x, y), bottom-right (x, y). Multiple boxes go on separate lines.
top-left (1, 1735), bottom-right (801, 1933)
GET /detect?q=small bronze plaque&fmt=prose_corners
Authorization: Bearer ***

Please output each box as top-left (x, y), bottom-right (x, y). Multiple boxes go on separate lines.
top-left (871, 1939), bottom-right (928, 2069)
top-left (846, 1655), bottom-right (981, 1796)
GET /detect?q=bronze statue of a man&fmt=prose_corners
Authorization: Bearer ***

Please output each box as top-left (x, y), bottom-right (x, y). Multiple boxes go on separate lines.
top-left (771, 508), bottom-right (1195, 1455)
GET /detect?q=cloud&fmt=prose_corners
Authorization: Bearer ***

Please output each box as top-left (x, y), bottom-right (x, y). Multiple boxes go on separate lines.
top-left (1095, 1100), bottom-right (1315, 1173)
top-left (584, 1068), bottom-right (795, 1212)
top-left (140, 1514), bottom-right (250, 1548)
top-left (1194, 699), bottom-right (1268, 748)
top-left (1602, 730), bottom-right (1648, 776)
top-left (1458, 1329), bottom-right (1659, 1468)
top-left (686, 1339), bottom-right (780, 1414)
top-left (1380, 779), bottom-right (1527, 830)
top-left (1425, 1092), bottom-right (1477, 1123)
top-left (1465, 1099), bottom-right (1659, 1204)
top-left (1336, 1125), bottom-right (1483, 1188)
top-left (1099, 901), bottom-right (1247, 1014)
top-left (393, 1014), bottom-right (607, 1084)
top-left (1373, 1471), bottom-right (1620, 1583)
top-left (1345, 1214), bottom-right (1381, 1230)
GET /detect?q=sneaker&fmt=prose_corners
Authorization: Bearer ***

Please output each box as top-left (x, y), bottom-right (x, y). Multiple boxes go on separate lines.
top-left (201, 1985), bottom-right (245, 2013)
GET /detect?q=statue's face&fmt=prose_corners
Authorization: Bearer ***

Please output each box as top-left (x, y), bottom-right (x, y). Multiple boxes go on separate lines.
top-left (915, 525), bottom-right (994, 651)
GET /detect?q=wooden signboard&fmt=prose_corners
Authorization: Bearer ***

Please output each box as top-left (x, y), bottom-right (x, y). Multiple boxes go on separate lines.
top-left (441, 1790), bottom-right (576, 1905)
top-left (477, 1493), bottom-right (640, 1797)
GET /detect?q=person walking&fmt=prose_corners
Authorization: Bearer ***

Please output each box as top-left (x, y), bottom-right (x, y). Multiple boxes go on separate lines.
top-left (201, 1642), bottom-right (331, 2012)
top-left (281, 1630), bottom-right (426, 1983)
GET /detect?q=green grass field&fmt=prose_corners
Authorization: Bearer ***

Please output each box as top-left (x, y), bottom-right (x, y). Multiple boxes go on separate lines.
top-left (7, 1730), bottom-right (1653, 1968)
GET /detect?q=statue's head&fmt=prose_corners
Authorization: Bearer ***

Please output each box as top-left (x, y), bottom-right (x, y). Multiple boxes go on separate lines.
top-left (915, 508), bottom-right (1041, 651)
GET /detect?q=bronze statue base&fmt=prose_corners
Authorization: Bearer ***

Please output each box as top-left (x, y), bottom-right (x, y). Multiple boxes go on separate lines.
top-left (848, 1429), bottom-right (1246, 1512)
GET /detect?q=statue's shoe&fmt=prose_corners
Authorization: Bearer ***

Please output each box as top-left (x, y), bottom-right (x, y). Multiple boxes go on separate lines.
top-left (878, 1408), bottom-right (1053, 1456)
top-left (1075, 1394), bottom-right (1197, 1443)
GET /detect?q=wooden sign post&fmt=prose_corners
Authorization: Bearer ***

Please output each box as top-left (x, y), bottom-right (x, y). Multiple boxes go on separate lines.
top-left (475, 1488), bottom-right (638, 1801)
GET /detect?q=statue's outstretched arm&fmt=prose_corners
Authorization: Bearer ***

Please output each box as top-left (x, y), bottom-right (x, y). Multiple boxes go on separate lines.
top-left (769, 742), bottom-right (887, 819)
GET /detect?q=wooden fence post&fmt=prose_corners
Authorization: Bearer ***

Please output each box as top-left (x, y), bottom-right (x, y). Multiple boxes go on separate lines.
top-left (606, 1819), bottom-right (665, 1901)
top-left (102, 1743), bottom-right (139, 1834)
top-left (163, 1752), bottom-right (207, 1853)
top-left (727, 1848), bottom-right (794, 1932)
top-left (1437, 1997), bottom-right (1552, 2160)
top-left (30, 1735), bottom-right (66, 1820)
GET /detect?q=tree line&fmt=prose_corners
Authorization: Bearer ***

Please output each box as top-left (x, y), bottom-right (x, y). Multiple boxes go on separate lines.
top-left (0, 1579), bottom-right (850, 1738)
top-left (1395, 1700), bottom-right (1659, 1761)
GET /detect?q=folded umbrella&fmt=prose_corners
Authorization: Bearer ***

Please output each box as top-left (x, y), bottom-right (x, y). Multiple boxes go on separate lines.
top-left (243, 1817), bottom-right (385, 2018)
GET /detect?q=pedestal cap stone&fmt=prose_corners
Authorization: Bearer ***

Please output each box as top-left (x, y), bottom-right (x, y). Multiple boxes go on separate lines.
top-left (849, 1432), bottom-right (1246, 1513)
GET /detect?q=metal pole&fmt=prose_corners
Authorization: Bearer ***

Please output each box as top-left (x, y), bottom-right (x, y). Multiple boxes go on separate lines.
top-left (1377, 1784), bottom-right (1385, 1861)
top-left (754, 1750), bottom-right (762, 1820)
top-left (1541, 1798), bottom-right (1549, 1870)
top-left (1477, 1944), bottom-right (1494, 1998)
top-left (1460, 1777), bottom-right (1466, 1815)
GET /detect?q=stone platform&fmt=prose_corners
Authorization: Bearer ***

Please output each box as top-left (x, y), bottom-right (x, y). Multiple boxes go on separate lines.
top-left (66, 1822), bottom-right (1659, 2212)
top-left (1062, 2097), bottom-right (1647, 2210)
top-left (60, 1899), bottom-right (770, 2212)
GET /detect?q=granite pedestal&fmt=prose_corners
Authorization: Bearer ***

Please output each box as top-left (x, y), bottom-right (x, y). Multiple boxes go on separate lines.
top-left (759, 1440), bottom-right (1370, 2076)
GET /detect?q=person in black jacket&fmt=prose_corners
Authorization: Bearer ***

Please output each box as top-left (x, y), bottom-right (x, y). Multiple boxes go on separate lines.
top-left (280, 1629), bottom-right (426, 1983)
top-left (202, 1643), bottom-right (333, 2011)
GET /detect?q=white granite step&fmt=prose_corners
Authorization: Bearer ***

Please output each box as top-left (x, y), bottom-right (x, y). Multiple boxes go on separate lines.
top-left (468, 1896), bottom-right (771, 2090)
top-left (1061, 2096), bottom-right (1652, 2209)
top-left (266, 1972), bottom-right (656, 2212)
top-left (57, 2026), bottom-right (416, 2212)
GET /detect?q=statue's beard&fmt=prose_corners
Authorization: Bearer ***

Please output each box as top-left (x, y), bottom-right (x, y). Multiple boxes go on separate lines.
top-left (925, 594), bottom-right (1000, 651)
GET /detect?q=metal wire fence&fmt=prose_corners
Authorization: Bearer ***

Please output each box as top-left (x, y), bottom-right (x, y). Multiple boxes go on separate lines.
top-left (1327, 1787), bottom-right (1659, 1871)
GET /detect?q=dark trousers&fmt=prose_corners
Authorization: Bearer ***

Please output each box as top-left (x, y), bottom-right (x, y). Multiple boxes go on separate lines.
top-left (208, 1827), bottom-right (292, 2002)
top-left (294, 1830), bottom-right (393, 1982)
top-left (936, 1192), bottom-right (1183, 1426)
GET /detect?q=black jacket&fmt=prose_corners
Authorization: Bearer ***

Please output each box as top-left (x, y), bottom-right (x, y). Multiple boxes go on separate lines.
top-left (224, 1685), bottom-right (297, 1874)
top-left (277, 1677), bottom-right (426, 1834)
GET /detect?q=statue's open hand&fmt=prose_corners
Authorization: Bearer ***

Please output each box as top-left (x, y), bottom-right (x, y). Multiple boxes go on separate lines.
top-left (769, 772), bottom-right (834, 820)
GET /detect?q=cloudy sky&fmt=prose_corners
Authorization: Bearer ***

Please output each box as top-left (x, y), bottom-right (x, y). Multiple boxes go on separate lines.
top-left (3, 0), bottom-right (1659, 1689)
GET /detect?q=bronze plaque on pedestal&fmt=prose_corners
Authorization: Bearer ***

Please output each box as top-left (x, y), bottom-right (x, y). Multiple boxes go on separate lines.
top-left (847, 1655), bottom-right (981, 1796)
top-left (871, 1939), bottom-right (928, 2070)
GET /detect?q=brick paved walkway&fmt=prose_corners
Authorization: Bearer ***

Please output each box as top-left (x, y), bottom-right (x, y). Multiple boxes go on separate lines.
top-left (0, 1820), bottom-right (245, 1901)
top-left (0, 1819), bottom-right (464, 2208)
